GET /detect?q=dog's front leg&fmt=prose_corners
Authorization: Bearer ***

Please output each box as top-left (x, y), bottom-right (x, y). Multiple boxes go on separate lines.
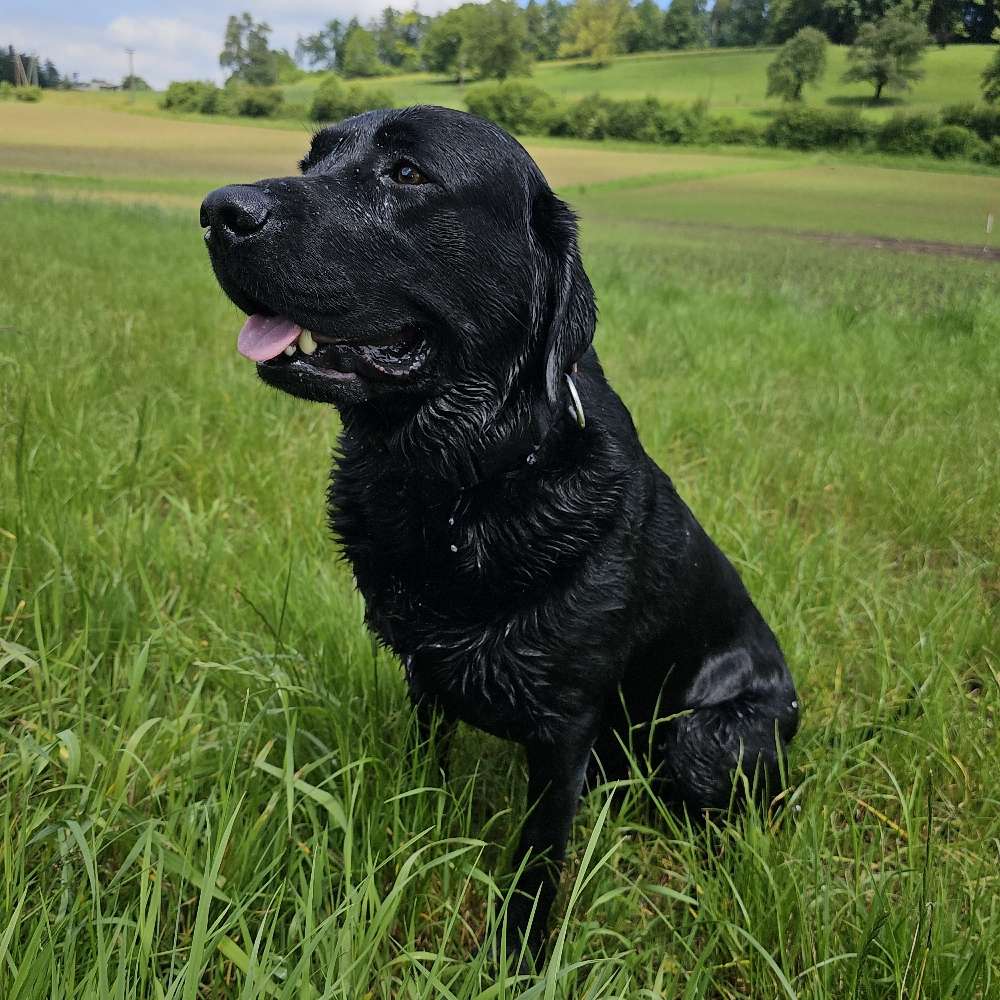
top-left (503, 728), bottom-right (597, 967)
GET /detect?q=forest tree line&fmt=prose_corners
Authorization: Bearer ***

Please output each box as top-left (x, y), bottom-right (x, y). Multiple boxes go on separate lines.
top-left (205, 0), bottom-right (1000, 88)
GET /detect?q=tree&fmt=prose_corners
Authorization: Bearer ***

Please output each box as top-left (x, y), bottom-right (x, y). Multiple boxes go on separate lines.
top-left (963, 0), bottom-right (1000, 43)
top-left (1, 49), bottom-right (61, 88)
top-left (220, 12), bottom-right (277, 85)
top-left (841, 11), bottom-right (928, 101)
top-left (541, 0), bottom-right (571, 59)
top-left (296, 20), bottom-right (345, 70)
top-left (524, 0), bottom-right (547, 59)
top-left (340, 26), bottom-right (384, 77)
top-left (714, 0), bottom-right (769, 46)
top-left (662, 0), bottom-right (708, 50)
top-left (624, 0), bottom-right (667, 52)
top-left (766, 26), bottom-right (827, 100)
top-left (272, 49), bottom-right (304, 82)
top-left (463, 0), bottom-right (532, 79)
top-left (370, 7), bottom-right (426, 70)
top-left (122, 74), bottom-right (151, 91)
top-left (983, 47), bottom-right (1000, 103)
top-left (421, 5), bottom-right (477, 81)
top-left (559, 0), bottom-right (632, 66)
top-left (925, 0), bottom-right (967, 45)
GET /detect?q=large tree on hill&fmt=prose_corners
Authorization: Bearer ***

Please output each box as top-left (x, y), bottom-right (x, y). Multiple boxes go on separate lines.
top-left (463, 0), bottom-right (532, 79)
top-left (624, 0), bottom-right (667, 52)
top-left (371, 7), bottom-right (427, 70)
top-left (340, 25), bottom-right (384, 77)
top-left (841, 10), bottom-right (928, 101)
top-left (421, 5), bottom-right (472, 80)
top-left (766, 26), bottom-right (828, 100)
top-left (541, 0), bottom-right (570, 59)
top-left (296, 20), bottom-right (345, 70)
top-left (559, 0), bottom-right (632, 66)
top-left (220, 12), bottom-right (277, 85)
top-left (982, 47), bottom-right (1000, 103)
top-left (713, 0), bottom-right (769, 46)
top-left (662, 0), bottom-right (709, 49)
top-left (962, 0), bottom-right (1000, 42)
top-left (768, 0), bottom-right (876, 44)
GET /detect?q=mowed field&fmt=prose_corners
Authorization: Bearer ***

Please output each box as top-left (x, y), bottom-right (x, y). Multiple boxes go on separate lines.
top-left (1, 99), bottom-right (999, 998)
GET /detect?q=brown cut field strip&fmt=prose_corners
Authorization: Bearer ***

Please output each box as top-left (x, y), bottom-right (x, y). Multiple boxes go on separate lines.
top-left (0, 100), bottom-right (779, 189)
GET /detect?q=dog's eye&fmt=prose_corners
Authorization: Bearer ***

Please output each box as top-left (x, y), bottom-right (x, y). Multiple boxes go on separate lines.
top-left (391, 160), bottom-right (426, 186)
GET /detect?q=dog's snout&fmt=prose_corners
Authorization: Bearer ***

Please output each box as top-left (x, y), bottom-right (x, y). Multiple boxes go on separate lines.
top-left (200, 185), bottom-right (272, 244)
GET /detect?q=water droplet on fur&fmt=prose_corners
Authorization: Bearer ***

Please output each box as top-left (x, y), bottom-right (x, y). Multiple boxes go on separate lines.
top-left (449, 544), bottom-right (458, 553)
top-left (526, 453), bottom-right (537, 465)
top-left (448, 517), bottom-right (454, 526)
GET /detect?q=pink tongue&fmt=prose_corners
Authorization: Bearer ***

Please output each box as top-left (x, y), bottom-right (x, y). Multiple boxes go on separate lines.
top-left (237, 313), bottom-right (301, 361)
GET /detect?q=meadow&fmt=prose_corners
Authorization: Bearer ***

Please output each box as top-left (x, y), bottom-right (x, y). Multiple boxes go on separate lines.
top-left (29, 44), bottom-right (997, 130)
top-left (1, 96), bottom-right (998, 998)
top-left (280, 44), bottom-right (995, 121)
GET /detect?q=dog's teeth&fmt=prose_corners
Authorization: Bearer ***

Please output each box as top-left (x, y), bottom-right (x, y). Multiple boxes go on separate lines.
top-left (283, 344), bottom-right (296, 356)
top-left (299, 330), bottom-right (317, 356)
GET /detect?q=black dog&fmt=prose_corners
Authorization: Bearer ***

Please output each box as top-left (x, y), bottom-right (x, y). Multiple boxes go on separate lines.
top-left (201, 106), bottom-right (799, 963)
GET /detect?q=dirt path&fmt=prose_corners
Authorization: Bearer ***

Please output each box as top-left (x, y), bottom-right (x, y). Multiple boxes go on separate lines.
top-left (589, 214), bottom-right (1000, 263)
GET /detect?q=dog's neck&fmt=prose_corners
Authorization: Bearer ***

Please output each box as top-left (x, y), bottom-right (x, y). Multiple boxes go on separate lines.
top-left (338, 368), bottom-right (587, 493)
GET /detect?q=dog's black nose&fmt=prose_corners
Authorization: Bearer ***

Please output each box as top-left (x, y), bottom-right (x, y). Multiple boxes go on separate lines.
top-left (200, 185), bottom-right (272, 244)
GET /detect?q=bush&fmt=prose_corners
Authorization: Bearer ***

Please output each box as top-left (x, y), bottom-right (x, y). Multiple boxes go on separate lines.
top-left (565, 93), bottom-right (615, 140)
top-left (0, 81), bottom-right (12, 100)
top-left (875, 112), bottom-right (936, 154)
top-left (603, 97), bottom-right (699, 144)
top-left (161, 81), bottom-right (220, 115)
top-left (704, 115), bottom-right (765, 146)
top-left (928, 124), bottom-right (976, 159)
top-left (976, 136), bottom-right (1000, 166)
top-left (310, 75), bottom-right (393, 122)
top-left (942, 103), bottom-right (1000, 142)
top-left (465, 80), bottom-right (555, 134)
top-left (14, 85), bottom-right (43, 102)
top-left (643, 99), bottom-right (707, 144)
top-left (222, 85), bottom-right (284, 118)
top-left (764, 106), bottom-right (870, 150)
top-left (940, 102), bottom-right (975, 130)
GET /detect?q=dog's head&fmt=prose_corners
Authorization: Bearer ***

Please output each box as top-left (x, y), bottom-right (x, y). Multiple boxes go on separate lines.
top-left (202, 106), bottom-right (595, 482)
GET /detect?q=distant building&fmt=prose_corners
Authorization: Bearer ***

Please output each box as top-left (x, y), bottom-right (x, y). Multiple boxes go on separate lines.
top-left (72, 78), bottom-right (120, 91)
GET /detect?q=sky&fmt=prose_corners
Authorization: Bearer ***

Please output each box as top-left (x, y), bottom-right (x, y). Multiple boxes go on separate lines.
top-left (2, 1), bottom-right (471, 89)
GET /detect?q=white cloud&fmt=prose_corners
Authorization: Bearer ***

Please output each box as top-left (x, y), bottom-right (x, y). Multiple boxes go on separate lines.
top-left (3, 2), bottom-right (483, 89)
top-left (5, 15), bottom-right (224, 87)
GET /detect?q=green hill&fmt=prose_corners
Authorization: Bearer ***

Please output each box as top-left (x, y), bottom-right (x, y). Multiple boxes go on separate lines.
top-left (283, 44), bottom-right (995, 122)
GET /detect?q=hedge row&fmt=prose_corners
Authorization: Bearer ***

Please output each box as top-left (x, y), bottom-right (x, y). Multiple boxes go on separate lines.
top-left (160, 76), bottom-right (396, 123)
top-left (309, 76), bottom-right (392, 123)
top-left (160, 81), bottom-right (285, 118)
top-left (464, 81), bottom-right (1000, 166)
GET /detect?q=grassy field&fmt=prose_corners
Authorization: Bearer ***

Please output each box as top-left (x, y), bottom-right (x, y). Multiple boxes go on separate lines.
top-left (278, 44), bottom-right (996, 121)
top-left (1, 97), bottom-right (999, 998)
top-left (28, 44), bottom-right (996, 128)
top-left (3, 98), bottom-right (999, 250)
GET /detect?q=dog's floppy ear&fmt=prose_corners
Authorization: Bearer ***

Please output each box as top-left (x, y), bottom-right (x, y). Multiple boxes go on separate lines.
top-left (533, 190), bottom-right (597, 411)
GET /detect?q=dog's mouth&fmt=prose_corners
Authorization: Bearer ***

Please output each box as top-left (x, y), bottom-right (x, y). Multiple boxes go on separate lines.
top-left (236, 313), bottom-right (429, 382)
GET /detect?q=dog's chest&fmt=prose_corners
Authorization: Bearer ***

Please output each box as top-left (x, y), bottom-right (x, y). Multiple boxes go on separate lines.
top-left (329, 473), bottom-right (608, 740)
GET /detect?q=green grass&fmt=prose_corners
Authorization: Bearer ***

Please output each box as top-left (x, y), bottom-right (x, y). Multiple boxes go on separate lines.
top-left (0, 179), bottom-right (998, 998)
top-left (4, 96), bottom-right (998, 251)
top-left (35, 44), bottom-right (996, 128)
top-left (280, 44), bottom-right (996, 122)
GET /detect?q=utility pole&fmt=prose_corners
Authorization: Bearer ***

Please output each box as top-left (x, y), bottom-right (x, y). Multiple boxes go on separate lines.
top-left (11, 45), bottom-right (27, 87)
top-left (125, 47), bottom-right (135, 101)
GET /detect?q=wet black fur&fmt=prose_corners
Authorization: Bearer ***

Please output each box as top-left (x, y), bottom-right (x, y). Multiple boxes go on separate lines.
top-left (202, 106), bottom-right (800, 965)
